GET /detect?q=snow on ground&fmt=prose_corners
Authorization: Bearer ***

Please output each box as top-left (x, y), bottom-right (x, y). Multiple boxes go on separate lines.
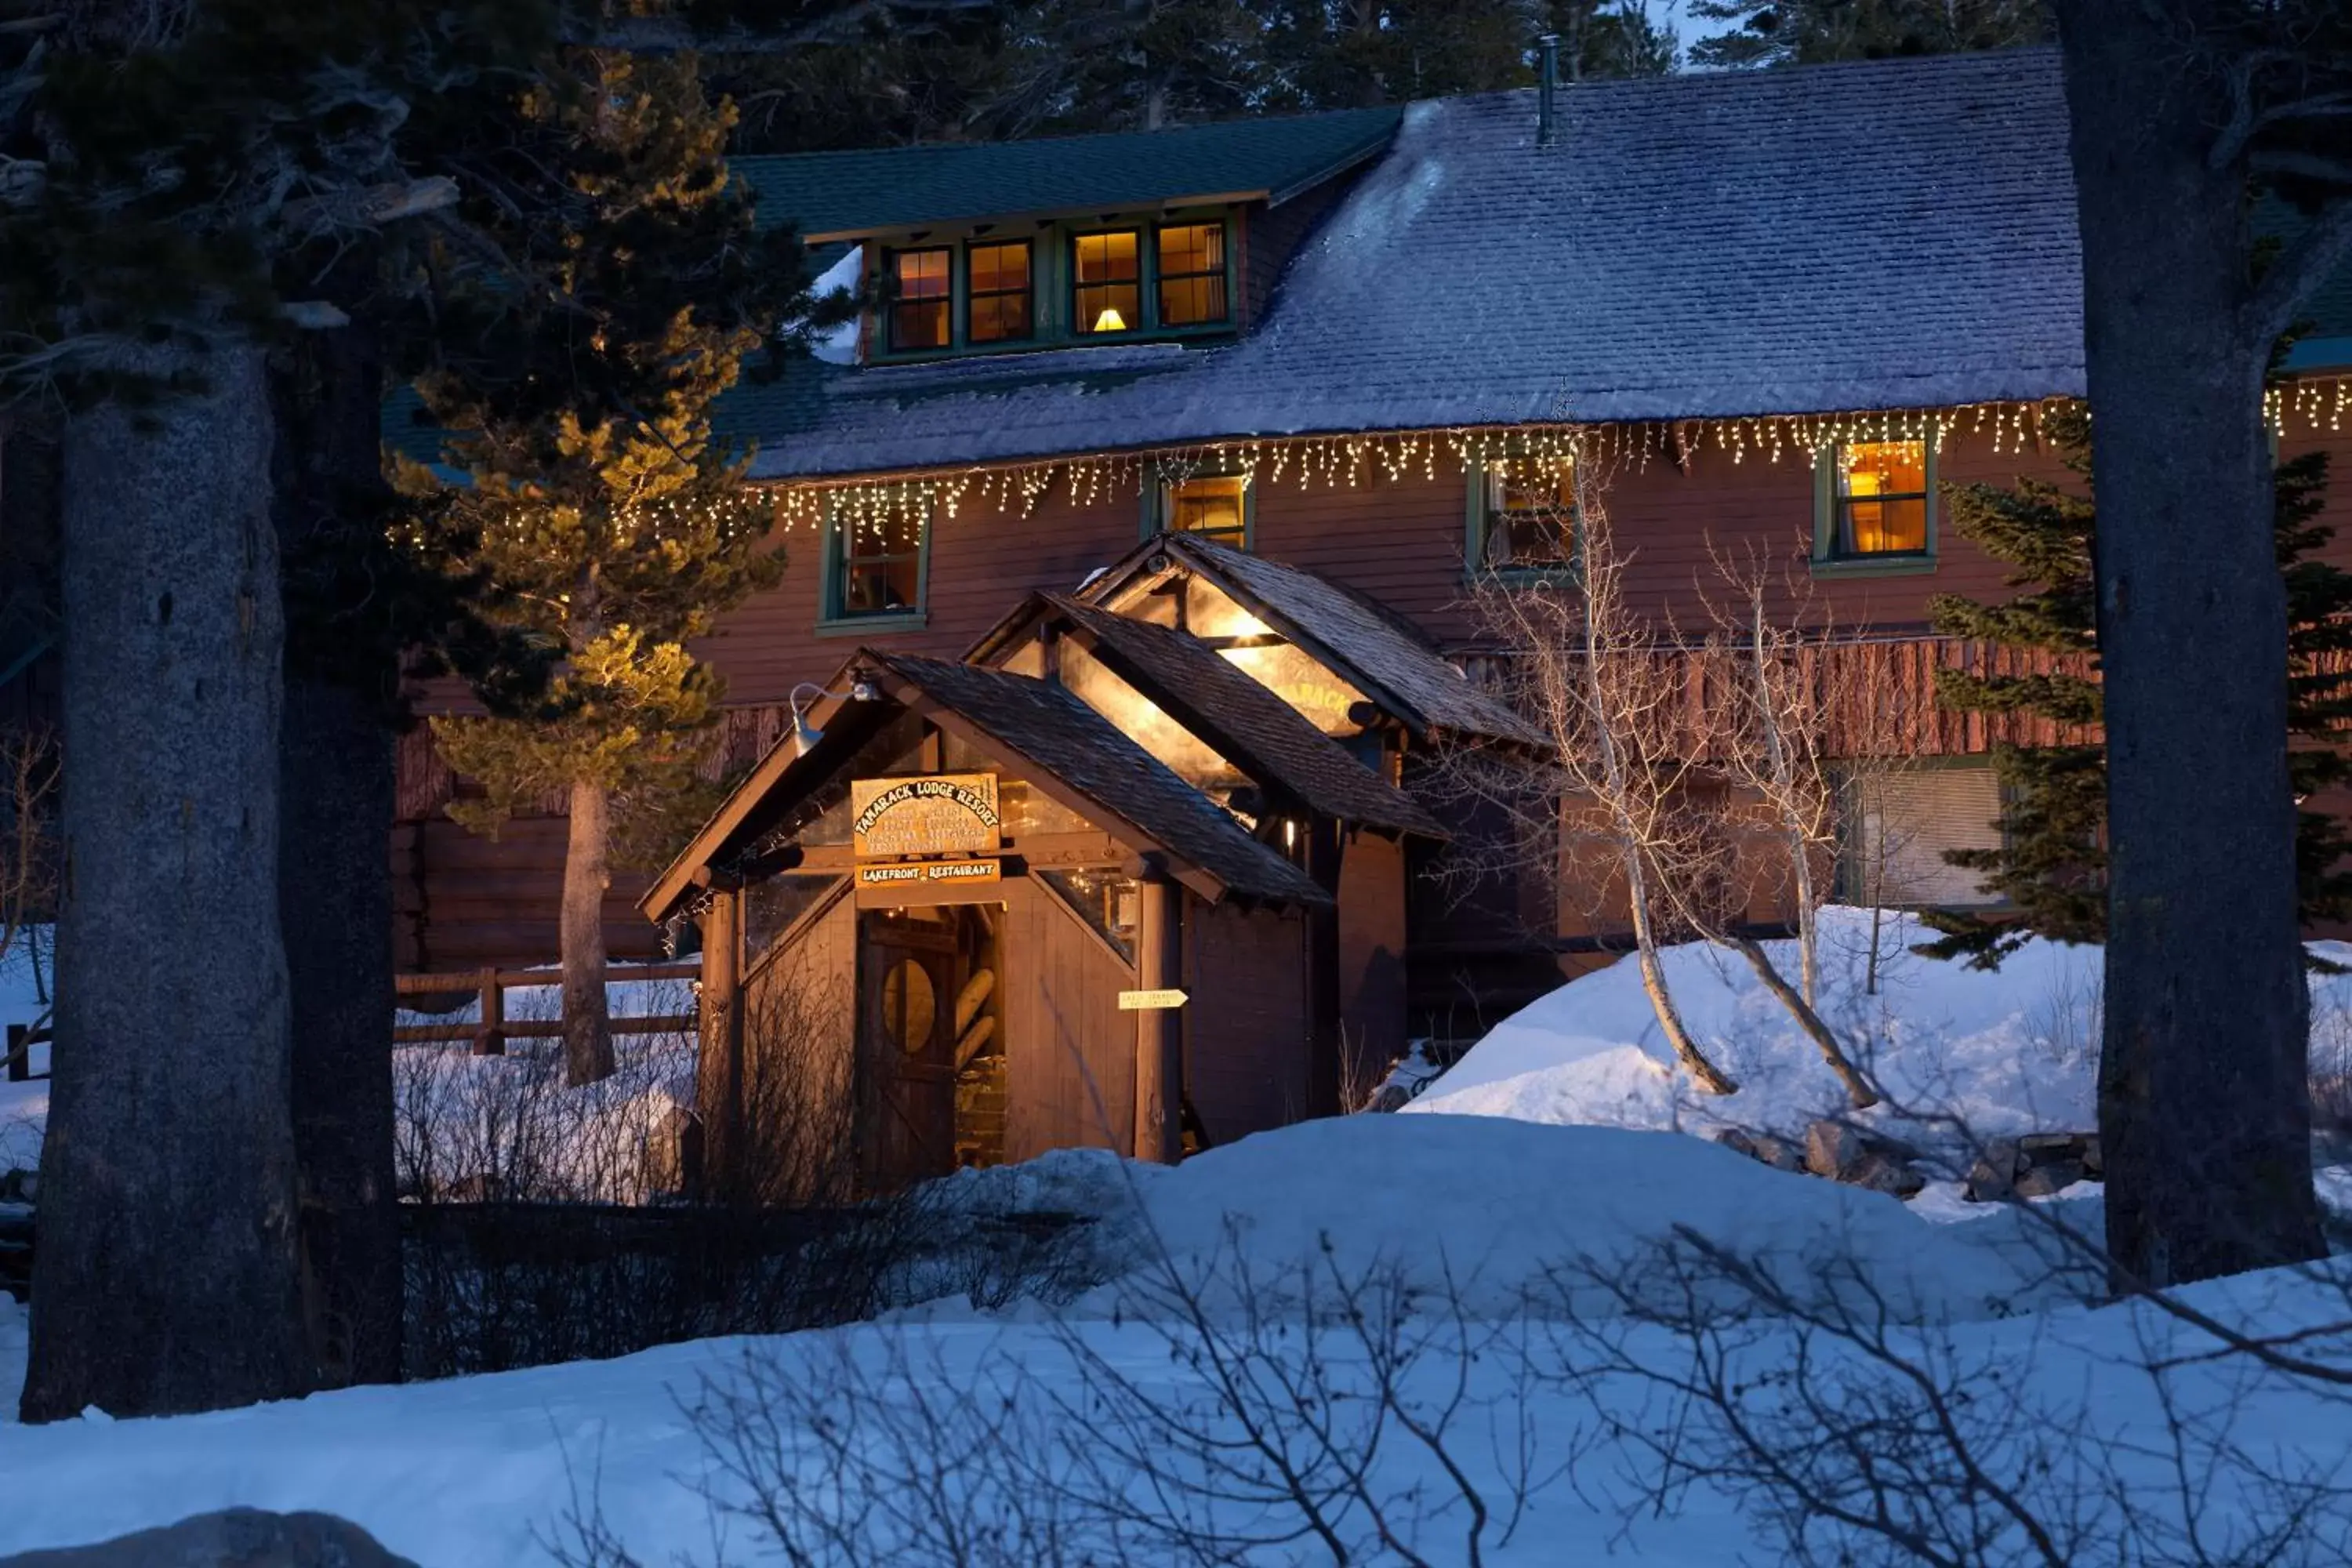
top-left (0, 929), bottom-right (49, 1174)
top-left (967, 1115), bottom-right (2061, 1323)
top-left (0, 1119), bottom-right (2341, 1563)
top-left (1410, 907), bottom-right (2352, 1182)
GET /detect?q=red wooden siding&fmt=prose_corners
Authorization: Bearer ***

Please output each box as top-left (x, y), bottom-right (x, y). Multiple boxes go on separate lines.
top-left (393, 413), bottom-right (2352, 972)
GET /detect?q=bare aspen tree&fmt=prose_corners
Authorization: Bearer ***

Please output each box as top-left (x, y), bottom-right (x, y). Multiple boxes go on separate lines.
top-left (0, 724), bottom-right (54, 985)
top-left (1454, 447), bottom-right (1738, 1096)
top-left (1693, 550), bottom-right (1878, 1109)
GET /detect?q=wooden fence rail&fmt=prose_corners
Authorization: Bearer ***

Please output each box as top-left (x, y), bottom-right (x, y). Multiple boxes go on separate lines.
top-left (394, 963), bottom-right (702, 1054)
top-left (4, 1020), bottom-right (49, 1083)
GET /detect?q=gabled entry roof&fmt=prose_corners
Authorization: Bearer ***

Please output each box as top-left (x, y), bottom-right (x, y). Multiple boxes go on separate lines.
top-left (1007, 592), bottom-right (1447, 838)
top-left (641, 646), bottom-right (1330, 923)
top-left (869, 652), bottom-right (1330, 906)
top-left (998, 533), bottom-right (1546, 748)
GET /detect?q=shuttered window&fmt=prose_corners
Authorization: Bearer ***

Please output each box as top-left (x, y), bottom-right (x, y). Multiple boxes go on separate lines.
top-left (1843, 764), bottom-right (2004, 908)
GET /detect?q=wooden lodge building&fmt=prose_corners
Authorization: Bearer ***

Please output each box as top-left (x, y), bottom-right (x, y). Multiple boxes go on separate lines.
top-left (372, 45), bottom-right (2352, 1174)
top-left (9, 46), bottom-right (2351, 1177)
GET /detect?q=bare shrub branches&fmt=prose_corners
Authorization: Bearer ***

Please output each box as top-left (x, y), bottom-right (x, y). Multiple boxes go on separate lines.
top-left (1447, 450), bottom-right (1738, 1093)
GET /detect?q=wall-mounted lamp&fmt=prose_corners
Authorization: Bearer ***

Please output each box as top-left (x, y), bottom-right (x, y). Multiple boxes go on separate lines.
top-left (788, 677), bottom-right (882, 758)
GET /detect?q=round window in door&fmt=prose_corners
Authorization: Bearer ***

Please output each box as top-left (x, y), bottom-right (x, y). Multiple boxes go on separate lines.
top-left (882, 959), bottom-right (937, 1055)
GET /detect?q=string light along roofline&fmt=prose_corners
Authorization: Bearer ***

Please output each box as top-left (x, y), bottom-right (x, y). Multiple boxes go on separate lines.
top-left (764, 379), bottom-right (2352, 538)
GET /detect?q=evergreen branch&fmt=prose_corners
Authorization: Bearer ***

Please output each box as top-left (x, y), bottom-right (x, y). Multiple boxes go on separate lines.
top-left (2243, 195), bottom-right (2352, 352)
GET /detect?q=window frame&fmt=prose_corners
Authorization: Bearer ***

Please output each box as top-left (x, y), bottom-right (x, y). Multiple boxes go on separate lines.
top-left (818, 502), bottom-right (932, 633)
top-left (882, 245), bottom-right (956, 354)
top-left (1812, 438), bottom-right (1939, 576)
top-left (1141, 459), bottom-right (1255, 551)
top-left (1070, 227), bottom-right (1145, 339)
top-left (1152, 219), bottom-right (1232, 330)
top-left (1463, 452), bottom-right (1581, 584)
top-left (963, 236), bottom-right (1036, 347)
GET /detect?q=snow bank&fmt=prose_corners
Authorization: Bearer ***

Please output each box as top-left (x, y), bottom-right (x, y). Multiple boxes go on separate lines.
top-left (908, 1115), bottom-right (2045, 1324)
top-left (0, 930), bottom-right (49, 1173)
top-left (5, 1258), bottom-right (2352, 1566)
top-left (1411, 909), bottom-right (2352, 1174)
top-left (1410, 909), bottom-right (2111, 1148)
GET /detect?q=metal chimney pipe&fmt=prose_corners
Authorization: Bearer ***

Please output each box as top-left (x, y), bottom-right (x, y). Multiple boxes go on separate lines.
top-left (1537, 34), bottom-right (1559, 146)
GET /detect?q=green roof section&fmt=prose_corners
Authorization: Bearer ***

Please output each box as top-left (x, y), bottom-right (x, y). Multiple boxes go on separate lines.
top-left (733, 105), bottom-right (1403, 241)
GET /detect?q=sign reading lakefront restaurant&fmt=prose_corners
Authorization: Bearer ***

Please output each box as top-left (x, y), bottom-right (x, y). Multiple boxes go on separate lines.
top-left (856, 858), bottom-right (1004, 888)
top-left (851, 773), bottom-right (1003, 859)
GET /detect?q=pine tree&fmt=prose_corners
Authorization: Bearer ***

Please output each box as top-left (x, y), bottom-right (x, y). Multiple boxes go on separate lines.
top-left (405, 45), bottom-right (805, 1087)
top-left (1919, 401), bottom-right (2352, 967)
top-left (1, 0), bottom-right (557, 1423)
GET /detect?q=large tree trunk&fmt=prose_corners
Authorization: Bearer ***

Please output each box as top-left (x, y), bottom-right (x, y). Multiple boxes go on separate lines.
top-left (561, 776), bottom-right (615, 1086)
top-left (23, 340), bottom-right (310, 1421)
top-left (2056, 2), bottom-right (2326, 1287)
top-left (271, 326), bottom-right (402, 1389)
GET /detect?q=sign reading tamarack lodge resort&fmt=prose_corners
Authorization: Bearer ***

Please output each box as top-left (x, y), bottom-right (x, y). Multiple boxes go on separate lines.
top-left (851, 773), bottom-right (1003, 859)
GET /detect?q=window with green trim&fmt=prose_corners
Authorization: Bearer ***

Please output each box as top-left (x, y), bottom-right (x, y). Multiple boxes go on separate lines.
top-left (1073, 230), bottom-right (1142, 335)
top-left (1156, 222), bottom-right (1229, 327)
top-left (1144, 465), bottom-right (1251, 550)
top-left (1468, 456), bottom-right (1577, 577)
top-left (966, 238), bottom-right (1033, 344)
top-left (886, 247), bottom-right (953, 350)
top-left (823, 506), bottom-right (929, 623)
top-left (1817, 440), bottom-right (1934, 564)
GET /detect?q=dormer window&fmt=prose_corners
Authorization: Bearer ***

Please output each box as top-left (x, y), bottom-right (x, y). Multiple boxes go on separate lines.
top-left (966, 239), bottom-right (1033, 344)
top-left (887, 247), bottom-right (952, 350)
top-left (862, 211), bottom-right (1242, 359)
top-left (1073, 230), bottom-right (1142, 335)
top-left (1157, 223), bottom-right (1229, 327)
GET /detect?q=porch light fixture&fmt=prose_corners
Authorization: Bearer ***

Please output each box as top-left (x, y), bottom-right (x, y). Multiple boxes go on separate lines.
top-left (788, 678), bottom-right (882, 758)
top-left (1092, 307), bottom-right (1127, 333)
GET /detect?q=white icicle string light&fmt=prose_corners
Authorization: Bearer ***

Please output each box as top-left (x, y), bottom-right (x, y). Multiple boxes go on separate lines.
top-left (758, 379), bottom-right (2352, 531)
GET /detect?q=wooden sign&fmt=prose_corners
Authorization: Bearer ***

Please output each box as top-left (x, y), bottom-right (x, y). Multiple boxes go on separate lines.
top-left (851, 773), bottom-right (1001, 859)
top-left (1118, 988), bottom-right (1189, 1011)
top-left (855, 858), bottom-right (1003, 889)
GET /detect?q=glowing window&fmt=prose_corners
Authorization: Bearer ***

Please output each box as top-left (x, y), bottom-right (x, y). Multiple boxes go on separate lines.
top-left (1156, 222), bottom-right (1229, 327)
top-left (828, 509), bottom-right (927, 620)
top-left (1831, 441), bottom-right (1931, 557)
top-left (887, 248), bottom-right (952, 350)
top-left (1476, 457), bottom-right (1576, 574)
top-left (1162, 473), bottom-right (1250, 549)
top-left (1073, 230), bottom-right (1140, 334)
top-left (966, 240), bottom-right (1033, 344)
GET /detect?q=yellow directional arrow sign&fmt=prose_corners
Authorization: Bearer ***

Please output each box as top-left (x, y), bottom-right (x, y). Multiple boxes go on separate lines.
top-left (1118, 988), bottom-right (1189, 1011)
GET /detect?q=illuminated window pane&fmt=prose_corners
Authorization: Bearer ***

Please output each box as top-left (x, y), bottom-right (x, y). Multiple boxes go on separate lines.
top-left (1156, 223), bottom-right (1229, 326)
top-left (888, 248), bottom-right (952, 350)
top-left (833, 510), bottom-right (927, 618)
top-left (1833, 441), bottom-right (1930, 556)
top-left (966, 240), bottom-right (1033, 344)
top-left (1479, 459), bottom-right (1575, 572)
top-left (1166, 474), bottom-right (1247, 547)
top-left (1073, 230), bottom-right (1140, 334)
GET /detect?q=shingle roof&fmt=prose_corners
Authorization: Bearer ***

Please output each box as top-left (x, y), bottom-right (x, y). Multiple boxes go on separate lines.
top-left (1033, 593), bottom-right (1446, 837)
top-left (1094, 535), bottom-right (1546, 747)
top-left (732, 48), bottom-right (2086, 481)
top-left (736, 107), bottom-right (1403, 241)
top-left (868, 651), bottom-right (1331, 906)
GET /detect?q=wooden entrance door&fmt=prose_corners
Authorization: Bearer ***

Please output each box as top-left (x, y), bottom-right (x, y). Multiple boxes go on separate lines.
top-left (859, 910), bottom-right (960, 1188)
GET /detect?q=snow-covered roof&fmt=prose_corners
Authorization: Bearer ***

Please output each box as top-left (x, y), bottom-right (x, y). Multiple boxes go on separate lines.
top-left (724, 48), bottom-right (2084, 482)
